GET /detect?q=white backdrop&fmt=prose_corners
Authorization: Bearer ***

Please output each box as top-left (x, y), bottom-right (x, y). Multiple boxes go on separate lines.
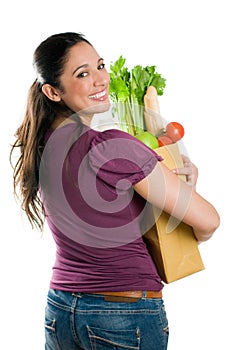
top-left (1, 0), bottom-right (232, 349)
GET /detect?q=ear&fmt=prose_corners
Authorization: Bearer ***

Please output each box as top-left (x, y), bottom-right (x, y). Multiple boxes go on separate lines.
top-left (42, 84), bottom-right (62, 102)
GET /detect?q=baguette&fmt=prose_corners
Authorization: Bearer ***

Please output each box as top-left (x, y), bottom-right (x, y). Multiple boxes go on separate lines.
top-left (144, 86), bottom-right (164, 136)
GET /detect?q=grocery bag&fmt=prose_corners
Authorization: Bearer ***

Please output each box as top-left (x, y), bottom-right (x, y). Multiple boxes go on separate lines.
top-left (143, 143), bottom-right (205, 283)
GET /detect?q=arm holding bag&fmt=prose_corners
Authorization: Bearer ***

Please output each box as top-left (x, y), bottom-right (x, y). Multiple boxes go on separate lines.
top-left (143, 142), bottom-right (205, 283)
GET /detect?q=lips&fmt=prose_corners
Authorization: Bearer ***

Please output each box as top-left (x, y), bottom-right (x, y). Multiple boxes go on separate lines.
top-left (89, 90), bottom-right (107, 100)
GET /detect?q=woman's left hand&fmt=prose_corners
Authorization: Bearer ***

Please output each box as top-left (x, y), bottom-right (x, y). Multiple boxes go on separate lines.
top-left (172, 154), bottom-right (198, 188)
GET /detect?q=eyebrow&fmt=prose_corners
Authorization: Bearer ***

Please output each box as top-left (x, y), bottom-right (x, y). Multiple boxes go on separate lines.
top-left (72, 58), bottom-right (104, 76)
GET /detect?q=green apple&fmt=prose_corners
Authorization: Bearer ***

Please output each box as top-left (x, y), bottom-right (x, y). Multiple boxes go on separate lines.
top-left (135, 131), bottom-right (159, 149)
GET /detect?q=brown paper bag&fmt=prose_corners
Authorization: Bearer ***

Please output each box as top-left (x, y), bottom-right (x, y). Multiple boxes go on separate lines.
top-left (143, 143), bottom-right (205, 283)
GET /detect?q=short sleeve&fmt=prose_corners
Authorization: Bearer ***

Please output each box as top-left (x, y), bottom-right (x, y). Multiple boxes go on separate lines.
top-left (88, 129), bottom-right (162, 190)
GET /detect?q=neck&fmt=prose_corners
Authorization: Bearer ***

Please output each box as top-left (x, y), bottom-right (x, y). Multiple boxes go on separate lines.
top-left (78, 114), bottom-right (93, 127)
top-left (51, 116), bottom-right (76, 130)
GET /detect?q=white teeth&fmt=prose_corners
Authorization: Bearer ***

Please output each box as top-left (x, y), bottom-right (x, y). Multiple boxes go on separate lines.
top-left (89, 91), bottom-right (106, 99)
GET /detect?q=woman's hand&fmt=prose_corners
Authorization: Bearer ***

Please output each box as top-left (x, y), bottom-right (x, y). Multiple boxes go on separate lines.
top-left (172, 154), bottom-right (198, 188)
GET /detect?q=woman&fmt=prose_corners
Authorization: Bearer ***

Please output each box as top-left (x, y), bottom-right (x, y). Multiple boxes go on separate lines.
top-left (11, 32), bottom-right (220, 350)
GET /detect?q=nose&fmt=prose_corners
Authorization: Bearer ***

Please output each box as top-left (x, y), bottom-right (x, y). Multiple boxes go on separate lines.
top-left (93, 69), bottom-right (110, 86)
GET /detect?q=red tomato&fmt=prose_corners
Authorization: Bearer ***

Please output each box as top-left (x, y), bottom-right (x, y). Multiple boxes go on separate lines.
top-left (166, 122), bottom-right (185, 142)
top-left (158, 134), bottom-right (173, 147)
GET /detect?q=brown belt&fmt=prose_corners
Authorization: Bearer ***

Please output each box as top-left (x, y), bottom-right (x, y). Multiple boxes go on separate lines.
top-left (90, 290), bottom-right (162, 302)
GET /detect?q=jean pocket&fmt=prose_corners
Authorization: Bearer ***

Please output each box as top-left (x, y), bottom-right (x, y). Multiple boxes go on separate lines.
top-left (160, 304), bottom-right (169, 335)
top-left (44, 306), bottom-right (61, 350)
top-left (87, 325), bottom-right (140, 350)
top-left (158, 304), bottom-right (169, 349)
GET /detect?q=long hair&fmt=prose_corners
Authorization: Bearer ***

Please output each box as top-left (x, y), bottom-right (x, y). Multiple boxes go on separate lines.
top-left (10, 32), bottom-right (92, 230)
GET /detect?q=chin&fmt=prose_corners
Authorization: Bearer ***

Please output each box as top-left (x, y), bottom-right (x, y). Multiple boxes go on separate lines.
top-left (86, 101), bottom-right (111, 115)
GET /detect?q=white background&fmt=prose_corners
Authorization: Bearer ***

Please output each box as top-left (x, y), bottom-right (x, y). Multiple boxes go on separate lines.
top-left (1, 0), bottom-right (232, 349)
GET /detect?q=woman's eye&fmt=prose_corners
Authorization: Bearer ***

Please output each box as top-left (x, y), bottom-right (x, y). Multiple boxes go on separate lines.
top-left (77, 71), bottom-right (88, 78)
top-left (98, 63), bottom-right (105, 70)
top-left (76, 64), bottom-right (105, 78)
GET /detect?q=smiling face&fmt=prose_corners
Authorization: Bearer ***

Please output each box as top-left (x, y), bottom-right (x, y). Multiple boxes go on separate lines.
top-left (42, 41), bottom-right (111, 123)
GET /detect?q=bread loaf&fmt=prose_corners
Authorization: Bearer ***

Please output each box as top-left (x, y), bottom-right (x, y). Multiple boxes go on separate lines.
top-left (144, 86), bottom-right (164, 136)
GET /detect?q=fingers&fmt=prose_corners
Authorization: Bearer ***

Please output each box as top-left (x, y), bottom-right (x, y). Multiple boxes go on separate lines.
top-left (172, 166), bottom-right (193, 176)
top-left (181, 154), bottom-right (191, 164)
top-left (172, 154), bottom-right (198, 187)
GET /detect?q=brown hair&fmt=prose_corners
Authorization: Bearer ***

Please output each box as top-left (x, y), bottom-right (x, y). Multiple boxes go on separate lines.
top-left (10, 32), bottom-right (92, 230)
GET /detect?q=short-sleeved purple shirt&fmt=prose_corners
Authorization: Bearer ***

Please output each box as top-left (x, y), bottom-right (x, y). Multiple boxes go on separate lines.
top-left (40, 122), bottom-right (163, 292)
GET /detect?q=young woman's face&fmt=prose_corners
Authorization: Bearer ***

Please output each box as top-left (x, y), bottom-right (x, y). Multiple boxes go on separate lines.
top-left (59, 41), bottom-right (110, 116)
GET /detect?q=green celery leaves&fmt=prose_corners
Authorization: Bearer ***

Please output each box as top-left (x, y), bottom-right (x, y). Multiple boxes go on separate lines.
top-left (109, 56), bottom-right (166, 135)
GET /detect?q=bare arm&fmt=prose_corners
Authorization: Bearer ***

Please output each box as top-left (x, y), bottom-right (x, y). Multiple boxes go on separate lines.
top-left (133, 161), bottom-right (220, 242)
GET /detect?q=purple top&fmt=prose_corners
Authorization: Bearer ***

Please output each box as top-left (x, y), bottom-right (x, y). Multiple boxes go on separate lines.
top-left (40, 122), bottom-right (163, 292)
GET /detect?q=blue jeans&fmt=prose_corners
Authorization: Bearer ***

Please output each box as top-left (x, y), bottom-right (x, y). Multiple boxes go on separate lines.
top-left (44, 288), bottom-right (169, 350)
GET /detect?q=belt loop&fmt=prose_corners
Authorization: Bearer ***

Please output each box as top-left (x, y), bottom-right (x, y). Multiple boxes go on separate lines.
top-left (72, 292), bottom-right (82, 298)
top-left (142, 291), bottom-right (147, 299)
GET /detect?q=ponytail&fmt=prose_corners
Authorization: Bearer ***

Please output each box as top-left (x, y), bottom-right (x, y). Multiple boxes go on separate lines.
top-left (11, 80), bottom-right (60, 230)
top-left (11, 32), bottom-right (90, 230)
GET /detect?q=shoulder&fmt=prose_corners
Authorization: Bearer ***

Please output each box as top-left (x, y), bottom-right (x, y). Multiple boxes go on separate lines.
top-left (91, 128), bottom-right (137, 145)
top-left (91, 128), bottom-right (153, 152)
top-left (89, 128), bottom-right (162, 178)
top-left (90, 128), bottom-right (162, 160)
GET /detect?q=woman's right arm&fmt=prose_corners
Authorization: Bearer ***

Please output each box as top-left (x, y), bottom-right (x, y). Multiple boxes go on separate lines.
top-left (133, 161), bottom-right (220, 242)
